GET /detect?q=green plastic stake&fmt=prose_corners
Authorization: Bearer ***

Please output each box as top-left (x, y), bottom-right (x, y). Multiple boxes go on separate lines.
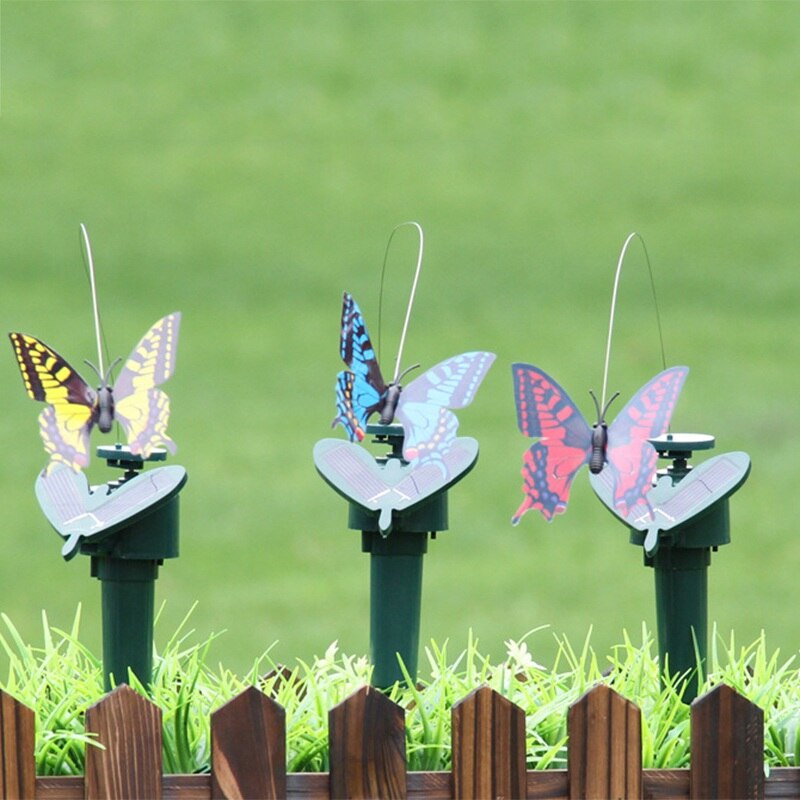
top-left (591, 433), bottom-right (750, 701)
top-left (315, 424), bottom-right (478, 688)
top-left (36, 444), bottom-right (186, 690)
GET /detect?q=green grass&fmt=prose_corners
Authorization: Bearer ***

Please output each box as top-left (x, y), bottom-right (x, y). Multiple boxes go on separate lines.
top-left (0, 2), bottom-right (799, 676)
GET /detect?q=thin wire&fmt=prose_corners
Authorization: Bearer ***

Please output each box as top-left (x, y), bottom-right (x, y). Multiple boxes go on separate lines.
top-left (600, 232), bottom-right (667, 408)
top-left (79, 223), bottom-right (105, 378)
top-left (377, 221), bottom-right (425, 383)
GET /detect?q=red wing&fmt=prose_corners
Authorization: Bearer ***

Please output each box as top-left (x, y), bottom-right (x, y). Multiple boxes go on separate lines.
top-left (512, 441), bottom-right (592, 523)
top-left (606, 366), bottom-right (688, 517)
top-left (512, 364), bottom-right (592, 523)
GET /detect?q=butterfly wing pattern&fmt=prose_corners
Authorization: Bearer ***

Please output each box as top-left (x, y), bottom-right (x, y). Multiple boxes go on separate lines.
top-left (604, 366), bottom-right (688, 518)
top-left (511, 363), bottom-right (688, 525)
top-left (113, 312), bottom-right (181, 458)
top-left (10, 312), bottom-right (180, 472)
top-left (511, 364), bottom-right (594, 523)
top-left (333, 292), bottom-right (387, 441)
top-left (398, 352), bottom-right (496, 468)
top-left (10, 333), bottom-right (98, 471)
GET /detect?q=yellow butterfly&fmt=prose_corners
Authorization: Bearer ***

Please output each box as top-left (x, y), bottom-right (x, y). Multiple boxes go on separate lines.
top-left (9, 313), bottom-right (180, 473)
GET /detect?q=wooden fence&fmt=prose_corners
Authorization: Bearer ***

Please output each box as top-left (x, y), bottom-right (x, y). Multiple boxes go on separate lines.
top-left (2, 681), bottom-right (799, 799)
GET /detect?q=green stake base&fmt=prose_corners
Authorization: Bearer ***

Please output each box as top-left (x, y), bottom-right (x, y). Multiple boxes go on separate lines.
top-left (650, 545), bottom-right (710, 700)
top-left (92, 556), bottom-right (159, 690)
top-left (363, 531), bottom-right (428, 688)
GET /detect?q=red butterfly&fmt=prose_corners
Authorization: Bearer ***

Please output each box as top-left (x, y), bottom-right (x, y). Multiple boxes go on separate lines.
top-left (511, 364), bottom-right (688, 524)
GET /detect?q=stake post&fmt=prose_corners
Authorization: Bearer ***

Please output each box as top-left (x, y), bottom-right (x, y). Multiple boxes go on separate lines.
top-left (633, 435), bottom-right (742, 701)
top-left (315, 424), bottom-right (478, 689)
top-left (80, 446), bottom-right (185, 690)
top-left (591, 433), bottom-right (749, 702)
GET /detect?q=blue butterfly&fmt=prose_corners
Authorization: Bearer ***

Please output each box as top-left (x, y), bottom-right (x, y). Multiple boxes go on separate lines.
top-left (333, 291), bottom-right (494, 467)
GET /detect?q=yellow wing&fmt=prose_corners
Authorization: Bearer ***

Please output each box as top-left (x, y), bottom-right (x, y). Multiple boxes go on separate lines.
top-left (9, 332), bottom-right (97, 472)
top-left (113, 313), bottom-right (181, 457)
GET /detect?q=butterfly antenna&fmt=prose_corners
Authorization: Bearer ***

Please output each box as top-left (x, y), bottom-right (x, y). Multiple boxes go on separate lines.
top-left (79, 223), bottom-right (108, 380)
top-left (377, 221), bottom-right (425, 384)
top-left (397, 362), bottom-right (421, 384)
top-left (600, 232), bottom-right (667, 408)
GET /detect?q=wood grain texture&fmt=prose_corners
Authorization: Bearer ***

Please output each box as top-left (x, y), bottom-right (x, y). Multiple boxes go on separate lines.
top-left (690, 683), bottom-right (764, 799)
top-left (0, 690), bottom-right (35, 800)
top-left (85, 684), bottom-right (163, 800)
top-left (452, 685), bottom-right (527, 799)
top-left (568, 684), bottom-right (642, 799)
top-left (211, 685), bottom-right (286, 799)
top-left (328, 686), bottom-right (406, 798)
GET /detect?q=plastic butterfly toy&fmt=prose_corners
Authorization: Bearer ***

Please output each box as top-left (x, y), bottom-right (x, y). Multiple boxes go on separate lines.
top-left (333, 292), bottom-right (494, 467)
top-left (9, 312), bottom-right (181, 473)
top-left (511, 363), bottom-right (688, 524)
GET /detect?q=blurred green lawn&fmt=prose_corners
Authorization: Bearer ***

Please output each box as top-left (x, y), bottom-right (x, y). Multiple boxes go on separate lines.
top-left (1, 2), bottom-right (798, 674)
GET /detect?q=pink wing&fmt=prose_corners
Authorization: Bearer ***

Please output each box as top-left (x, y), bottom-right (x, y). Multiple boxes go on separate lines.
top-left (511, 364), bottom-right (593, 523)
top-left (606, 366), bottom-right (688, 517)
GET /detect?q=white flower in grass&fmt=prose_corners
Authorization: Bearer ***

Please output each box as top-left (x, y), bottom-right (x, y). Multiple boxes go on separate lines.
top-left (505, 638), bottom-right (545, 672)
top-left (352, 655), bottom-right (370, 676)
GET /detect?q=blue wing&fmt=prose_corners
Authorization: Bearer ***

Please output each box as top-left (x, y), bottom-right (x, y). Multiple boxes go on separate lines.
top-left (333, 292), bottom-right (388, 440)
top-left (397, 351), bottom-right (495, 465)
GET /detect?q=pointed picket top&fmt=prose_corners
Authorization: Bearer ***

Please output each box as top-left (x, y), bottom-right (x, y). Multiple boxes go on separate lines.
top-left (0, 690), bottom-right (36, 800)
top-left (451, 684), bottom-right (527, 799)
top-left (211, 685), bottom-right (286, 799)
top-left (690, 683), bottom-right (764, 799)
top-left (259, 664), bottom-right (306, 700)
top-left (568, 683), bottom-right (642, 799)
top-left (329, 685), bottom-right (407, 799)
top-left (85, 684), bottom-right (163, 800)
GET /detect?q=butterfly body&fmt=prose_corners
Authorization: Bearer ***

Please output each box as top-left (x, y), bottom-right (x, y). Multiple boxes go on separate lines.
top-left (512, 363), bottom-right (688, 524)
top-left (333, 291), bottom-right (494, 467)
top-left (379, 383), bottom-right (402, 425)
top-left (589, 422), bottom-right (608, 474)
top-left (95, 387), bottom-right (115, 433)
top-left (10, 312), bottom-right (180, 473)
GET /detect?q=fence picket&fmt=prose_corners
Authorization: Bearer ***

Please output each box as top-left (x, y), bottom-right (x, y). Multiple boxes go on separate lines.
top-left (85, 683), bottom-right (163, 800)
top-left (329, 685), bottom-right (407, 799)
top-left (0, 690), bottom-right (35, 800)
top-left (451, 685), bottom-right (527, 799)
top-left (690, 684), bottom-right (764, 799)
top-left (568, 684), bottom-right (642, 799)
top-left (211, 685), bottom-right (286, 799)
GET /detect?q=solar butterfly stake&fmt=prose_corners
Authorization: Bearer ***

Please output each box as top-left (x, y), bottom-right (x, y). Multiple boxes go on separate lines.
top-left (314, 223), bottom-right (495, 688)
top-left (9, 224), bottom-right (187, 690)
top-left (591, 434), bottom-right (750, 700)
top-left (512, 232), bottom-right (750, 700)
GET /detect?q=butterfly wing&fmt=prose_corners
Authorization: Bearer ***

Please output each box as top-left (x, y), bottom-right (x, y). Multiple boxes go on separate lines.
top-left (113, 313), bottom-right (181, 457)
top-left (511, 364), bottom-right (593, 523)
top-left (605, 366), bottom-right (688, 517)
top-left (334, 370), bottom-right (386, 441)
top-left (333, 292), bottom-right (388, 440)
top-left (396, 351), bottom-right (495, 465)
top-left (9, 332), bottom-right (97, 471)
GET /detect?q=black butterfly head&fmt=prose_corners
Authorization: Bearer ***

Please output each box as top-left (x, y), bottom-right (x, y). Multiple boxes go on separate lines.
top-left (377, 363), bottom-right (421, 425)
